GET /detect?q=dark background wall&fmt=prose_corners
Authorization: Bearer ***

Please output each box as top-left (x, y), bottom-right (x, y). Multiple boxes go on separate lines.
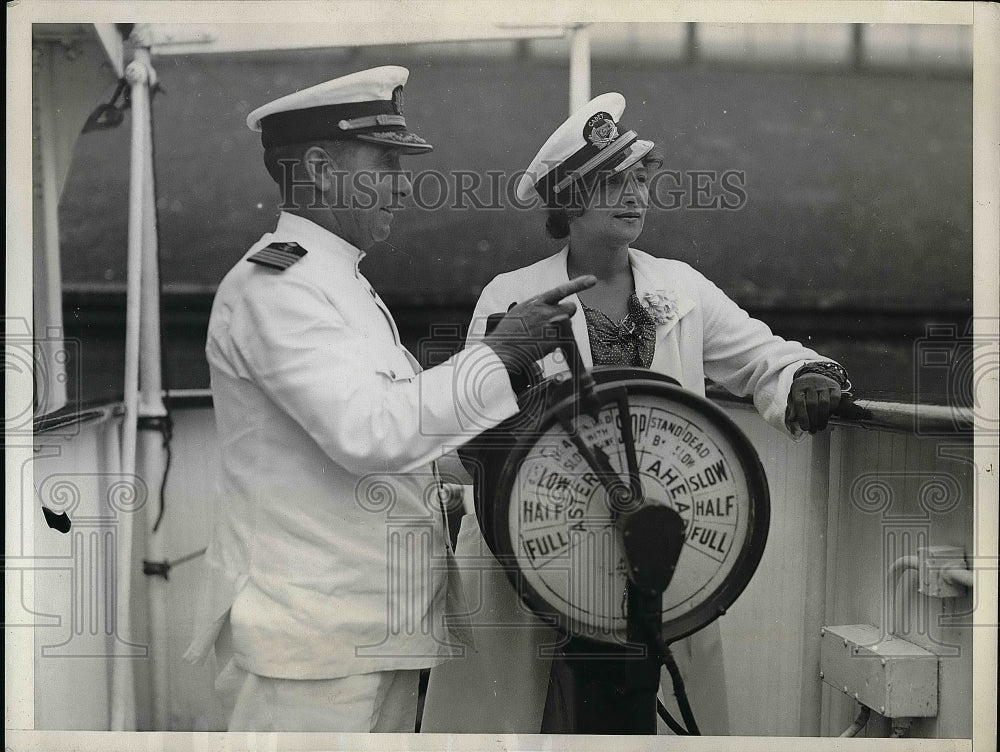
top-left (56, 41), bottom-right (972, 404)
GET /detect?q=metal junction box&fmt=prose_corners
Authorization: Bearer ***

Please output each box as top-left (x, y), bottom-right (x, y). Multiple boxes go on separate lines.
top-left (819, 624), bottom-right (938, 718)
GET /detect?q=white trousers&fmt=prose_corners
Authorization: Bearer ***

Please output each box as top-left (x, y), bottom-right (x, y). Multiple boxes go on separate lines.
top-left (213, 621), bottom-right (420, 733)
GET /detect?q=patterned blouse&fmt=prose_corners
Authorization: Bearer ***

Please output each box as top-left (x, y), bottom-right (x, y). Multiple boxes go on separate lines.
top-left (581, 292), bottom-right (657, 368)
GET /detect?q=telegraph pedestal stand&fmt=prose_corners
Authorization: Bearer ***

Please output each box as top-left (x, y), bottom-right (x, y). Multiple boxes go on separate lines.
top-left (465, 329), bottom-right (770, 735)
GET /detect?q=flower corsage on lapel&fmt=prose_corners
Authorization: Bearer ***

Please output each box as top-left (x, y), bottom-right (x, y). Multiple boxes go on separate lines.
top-left (641, 289), bottom-right (679, 326)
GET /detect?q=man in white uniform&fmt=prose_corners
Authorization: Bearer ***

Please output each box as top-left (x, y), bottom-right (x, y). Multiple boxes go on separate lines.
top-left (183, 66), bottom-right (595, 732)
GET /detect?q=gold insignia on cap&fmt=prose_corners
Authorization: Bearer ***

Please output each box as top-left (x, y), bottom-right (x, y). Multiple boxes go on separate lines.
top-left (357, 130), bottom-right (433, 152)
top-left (392, 85), bottom-right (404, 115)
top-left (584, 112), bottom-right (619, 149)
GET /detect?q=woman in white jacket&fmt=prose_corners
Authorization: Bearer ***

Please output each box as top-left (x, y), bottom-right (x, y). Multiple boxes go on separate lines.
top-left (422, 93), bottom-right (850, 734)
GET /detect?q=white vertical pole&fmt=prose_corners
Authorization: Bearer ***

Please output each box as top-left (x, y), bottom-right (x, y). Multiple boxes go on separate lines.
top-left (569, 24), bottom-right (591, 115)
top-left (34, 41), bottom-right (68, 414)
top-left (111, 53), bottom-right (150, 733)
top-left (133, 42), bottom-right (170, 732)
top-left (121, 59), bottom-right (147, 557)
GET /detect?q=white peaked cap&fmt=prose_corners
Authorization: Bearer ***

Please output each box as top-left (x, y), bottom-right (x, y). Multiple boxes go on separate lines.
top-left (516, 92), bottom-right (653, 203)
top-left (246, 65), bottom-right (432, 153)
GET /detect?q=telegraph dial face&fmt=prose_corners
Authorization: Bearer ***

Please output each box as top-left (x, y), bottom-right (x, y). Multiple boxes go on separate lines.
top-left (484, 369), bottom-right (769, 647)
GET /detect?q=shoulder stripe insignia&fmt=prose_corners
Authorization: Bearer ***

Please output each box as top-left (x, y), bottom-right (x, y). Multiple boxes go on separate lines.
top-left (247, 242), bottom-right (307, 271)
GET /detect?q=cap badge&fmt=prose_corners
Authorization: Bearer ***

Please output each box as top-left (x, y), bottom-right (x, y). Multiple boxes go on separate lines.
top-left (392, 85), bottom-right (404, 115)
top-left (584, 112), bottom-right (619, 150)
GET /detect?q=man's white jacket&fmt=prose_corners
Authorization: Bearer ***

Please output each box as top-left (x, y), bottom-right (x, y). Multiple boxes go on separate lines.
top-left (184, 212), bottom-right (518, 679)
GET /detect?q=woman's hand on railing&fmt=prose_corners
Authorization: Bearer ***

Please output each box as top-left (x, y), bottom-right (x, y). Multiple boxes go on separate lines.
top-left (785, 372), bottom-right (843, 434)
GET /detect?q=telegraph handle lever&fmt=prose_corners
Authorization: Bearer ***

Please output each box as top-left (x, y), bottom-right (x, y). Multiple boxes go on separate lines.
top-left (620, 505), bottom-right (686, 595)
top-left (556, 317), bottom-right (603, 421)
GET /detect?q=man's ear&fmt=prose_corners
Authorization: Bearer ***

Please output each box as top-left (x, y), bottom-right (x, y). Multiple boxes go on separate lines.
top-left (303, 145), bottom-right (334, 193)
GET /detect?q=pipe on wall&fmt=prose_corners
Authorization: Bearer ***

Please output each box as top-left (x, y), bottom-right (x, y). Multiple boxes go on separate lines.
top-left (839, 704), bottom-right (871, 737)
top-left (885, 555), bottom-right (919, 638)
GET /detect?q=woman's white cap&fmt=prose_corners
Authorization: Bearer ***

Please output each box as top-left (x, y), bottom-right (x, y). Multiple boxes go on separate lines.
top-left (516, 93), bottom-right (654, 203)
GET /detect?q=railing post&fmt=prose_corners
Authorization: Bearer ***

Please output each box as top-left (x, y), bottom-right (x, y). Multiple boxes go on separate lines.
top-left (111, 49), bottom-right (150, 733)
top-left (125, 33), bottom-right (171, 732)
top-left (685, 22), bottom-right (699, 65)
top-left (852, 24), bottom-right (865, 72)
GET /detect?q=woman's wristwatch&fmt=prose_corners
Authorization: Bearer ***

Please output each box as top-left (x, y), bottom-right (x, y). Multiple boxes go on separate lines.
top-left (793, 361), bottom-right (853, 396)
